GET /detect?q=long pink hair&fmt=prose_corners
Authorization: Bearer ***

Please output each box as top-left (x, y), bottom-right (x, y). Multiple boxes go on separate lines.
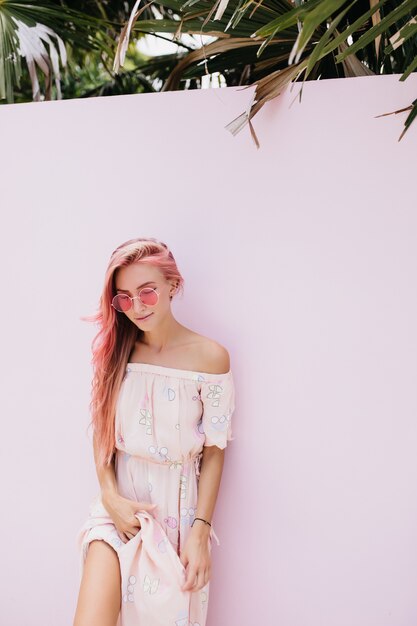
top-left (81, 237), bottom-right (185, 469)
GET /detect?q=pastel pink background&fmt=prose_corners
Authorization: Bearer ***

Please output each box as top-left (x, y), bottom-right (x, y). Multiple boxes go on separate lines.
top-left (0, 74), bottom-right (416, 625)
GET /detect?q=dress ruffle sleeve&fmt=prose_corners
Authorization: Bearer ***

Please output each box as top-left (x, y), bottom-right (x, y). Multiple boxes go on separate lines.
top-left (199, 370), bottom-right (236, 449)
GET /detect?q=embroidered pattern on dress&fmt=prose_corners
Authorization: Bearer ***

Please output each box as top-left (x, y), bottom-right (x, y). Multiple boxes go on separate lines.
top-left (205, 383), bottom-right (223, 407)
top-left (180, 506), bottom-right (196, 528)
top-left (143, 574), bottom-right (159, 594)
top-left (210, 412), bottom-right (232, 432)
top-left (139, 408), bottom-right (153, 435)
top-left (123, 574), bottom-right (137, 603)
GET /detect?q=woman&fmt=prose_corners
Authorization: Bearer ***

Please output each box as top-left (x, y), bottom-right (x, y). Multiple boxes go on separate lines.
top-left (73, 237), bottom-right (236, 626)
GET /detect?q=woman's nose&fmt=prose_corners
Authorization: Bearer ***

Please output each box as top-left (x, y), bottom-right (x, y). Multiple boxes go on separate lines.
top-left (133, 296), bottom-right (146, 313)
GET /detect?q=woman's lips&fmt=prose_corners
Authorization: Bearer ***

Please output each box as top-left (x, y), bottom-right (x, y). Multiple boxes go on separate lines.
top-left (136, 313), bottom-right (153, 321)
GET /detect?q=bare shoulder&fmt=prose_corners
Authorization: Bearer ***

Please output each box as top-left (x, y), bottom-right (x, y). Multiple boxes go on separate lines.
top-left (132, 327), bottom-right (231, 374)
top-left (197, 337), bottom-right (231, 375)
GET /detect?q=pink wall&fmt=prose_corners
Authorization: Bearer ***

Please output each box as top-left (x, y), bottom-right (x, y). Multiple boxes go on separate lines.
top-left (0, 74), bottom-right (416, 625)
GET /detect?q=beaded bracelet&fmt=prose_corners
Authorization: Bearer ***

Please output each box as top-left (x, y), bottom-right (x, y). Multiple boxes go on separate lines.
top-left (191, 517), bottom-right (211, 527)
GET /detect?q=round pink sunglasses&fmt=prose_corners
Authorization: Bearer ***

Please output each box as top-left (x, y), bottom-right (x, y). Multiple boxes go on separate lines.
top-left (112, 287), bottom-right (159, 312)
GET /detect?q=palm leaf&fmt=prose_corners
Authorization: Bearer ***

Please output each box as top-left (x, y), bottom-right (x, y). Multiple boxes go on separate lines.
top-left (0, 0), bottom-right (113, 102)
top-left (335, 0), bottom-right (417, 65)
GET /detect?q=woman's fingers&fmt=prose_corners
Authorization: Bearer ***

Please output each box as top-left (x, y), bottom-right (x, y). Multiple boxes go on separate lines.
top-left (195, 564), bottom-right (211, 591)
top-left (192, 570), bottom-right (202, 591)
top-left (186, 567), bottom-right (208, 592)
top-left (120, 503), bottom-right (156, 544)
top-left (121, 531), bottom-right (136, 544)
top-left (183, 563), bottom-right (199, 591)
top-left (181, 568), bottom-right (193, 591)
top-left (119, 520), bottom-right (142, 543)
top-left (195, 568), bottom-right (208, 591)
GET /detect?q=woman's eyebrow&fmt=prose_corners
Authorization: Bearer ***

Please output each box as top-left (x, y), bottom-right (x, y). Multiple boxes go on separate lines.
top-left (116, 281), bottom-right (156, 293)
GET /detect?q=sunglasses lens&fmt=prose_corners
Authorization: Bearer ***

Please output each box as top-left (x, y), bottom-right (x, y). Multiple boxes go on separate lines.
top-left (112, 289), bottom-right (158, 312)
top-left (112, 294), bottom-right (131, 312)
top-left (140, 288), bottom-right (158, 306)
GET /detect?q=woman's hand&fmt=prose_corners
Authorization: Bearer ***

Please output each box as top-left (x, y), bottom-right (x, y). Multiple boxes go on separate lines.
top-left (102, 491), bottom-right (158, 544)
top-left (180, 525), bottom-right (212, 592)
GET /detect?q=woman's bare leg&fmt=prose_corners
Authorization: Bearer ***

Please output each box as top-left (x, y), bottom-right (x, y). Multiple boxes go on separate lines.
top-left (73, 539), bottom-right (121, 626)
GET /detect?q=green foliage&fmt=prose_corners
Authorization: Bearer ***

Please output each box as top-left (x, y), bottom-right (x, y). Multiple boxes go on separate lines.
top-left (1, 0), bottom-right (416, 138)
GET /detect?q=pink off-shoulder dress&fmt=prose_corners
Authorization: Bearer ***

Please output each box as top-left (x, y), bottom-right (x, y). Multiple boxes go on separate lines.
top-left (76, 361), bottom-right (236, 626)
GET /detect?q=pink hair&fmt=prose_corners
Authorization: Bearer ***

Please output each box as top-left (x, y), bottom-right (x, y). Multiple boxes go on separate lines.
top-left (81, 237), bottom-right (185, 469)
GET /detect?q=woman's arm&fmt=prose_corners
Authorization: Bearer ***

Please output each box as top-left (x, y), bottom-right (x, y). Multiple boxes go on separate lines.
top-left (180, 440), bottom-right (226, 592)
top-left (192, 340), bottom-right (231, 540)
top-left (191, 446), bottom-right (225, 541)
top-left (180, 342), bottom-right (231, 591)
top-left (93, 433), bottom-right (118, 502)
top-left (93, 434), bottom-right (157, 541)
